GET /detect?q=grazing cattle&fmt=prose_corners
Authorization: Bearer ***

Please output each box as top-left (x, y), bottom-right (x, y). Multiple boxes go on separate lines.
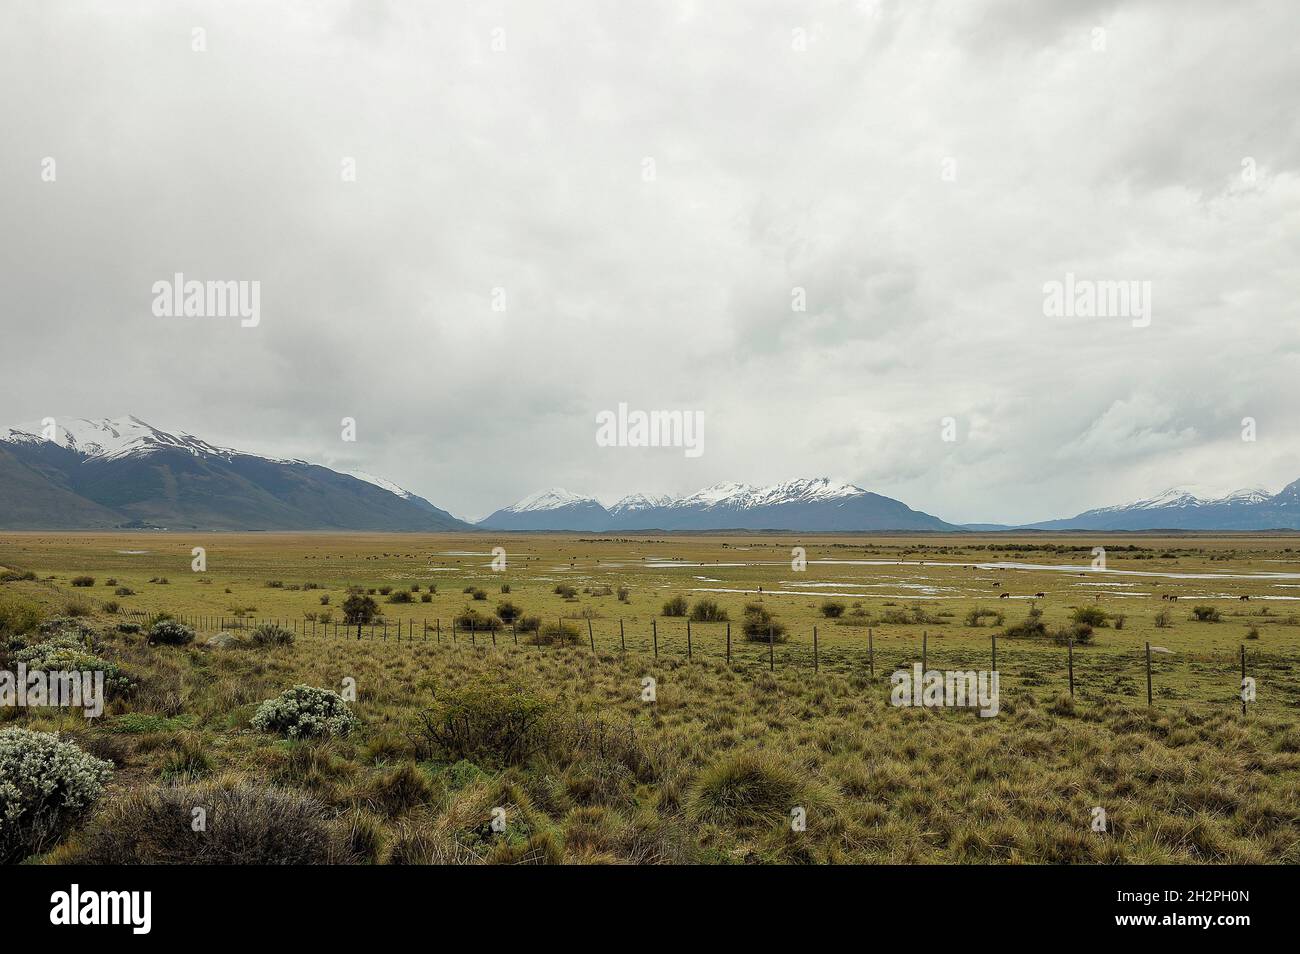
top-left (1240, 595), bottom-right (1251, 601)
top-left (999, 592), bottom-right (1011, 600)
top-left (992, 582), bottom-right (1001, 588)
top-left (1035, 591), bottom-right (1045, 598)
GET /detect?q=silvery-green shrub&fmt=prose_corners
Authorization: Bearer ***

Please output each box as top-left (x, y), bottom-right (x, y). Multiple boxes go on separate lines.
top-left (0, 728), bottom-right (113, 862)
top-left (251, 685), bottom-right (359, 739)
top-left (148, 619), bottom-right (195, 646)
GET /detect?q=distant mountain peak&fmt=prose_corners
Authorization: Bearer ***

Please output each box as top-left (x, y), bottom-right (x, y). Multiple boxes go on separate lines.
top-left (504, 488), bottom-right (600, 513)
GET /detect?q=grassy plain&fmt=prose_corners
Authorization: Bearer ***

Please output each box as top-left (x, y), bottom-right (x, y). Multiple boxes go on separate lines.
top-left (2, 531), bottom-right (1298, 864)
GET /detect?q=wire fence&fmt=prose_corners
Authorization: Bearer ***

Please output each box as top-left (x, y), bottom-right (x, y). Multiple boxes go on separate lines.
top-left (142, 611), bottom-right (1283, 718)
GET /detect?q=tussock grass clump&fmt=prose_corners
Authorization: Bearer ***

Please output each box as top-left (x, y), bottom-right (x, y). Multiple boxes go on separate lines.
top-left (454, 608), bottom-right (502, 632)
top-left (819, 601), bottom-right (846, 619)
top-left (68, 781), bottom-right (347, 864)
top-left (1192, 605), bottom-right (1222, 623)
top-left (69, 576), bottom-right (95, 588)
top-left (249, 622), bottom-right (294, 647)
top-left (0, 728), bottom-right (113, 863)
top-left (686, 750), bottom-right (806, 829)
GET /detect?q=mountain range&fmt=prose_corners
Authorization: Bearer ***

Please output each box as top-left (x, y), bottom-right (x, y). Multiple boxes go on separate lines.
top-left (4, 416), bottom-right (1300, 532)
top-left (0, 417), bottom-right (470, 531)
top-left (477, 479), bottom-right (958, 531)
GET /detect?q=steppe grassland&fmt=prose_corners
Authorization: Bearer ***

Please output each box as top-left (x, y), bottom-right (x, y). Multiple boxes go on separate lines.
top-left (2, 532), bottom-right (1298, 864)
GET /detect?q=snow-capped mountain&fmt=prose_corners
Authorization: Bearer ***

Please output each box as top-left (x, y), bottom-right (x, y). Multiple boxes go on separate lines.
top-left (1029, 482), bottom-right (1300, 531)
top-left (478, 488), bottom-right (611, 531)
top-left (477, 477), bottom-right (955, 532)
top-left (0, 415), bottom-right (470, 531)
top-left (2, 416), bottom-right (231, 462)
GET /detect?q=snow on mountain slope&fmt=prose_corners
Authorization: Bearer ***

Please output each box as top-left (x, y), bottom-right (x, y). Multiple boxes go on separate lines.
top-left (347, 470), bottom-right (417, 500)
top-left (501, 488), bottom-right (601, 513)
top-left (609, 493), bottom-right (674, 513)
top-left (2, 415), bottom-right (230, 461)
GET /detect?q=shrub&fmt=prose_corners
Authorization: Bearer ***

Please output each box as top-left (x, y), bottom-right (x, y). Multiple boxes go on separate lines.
top-left (148, 619), bottom-right (195, 646)
top-left (1247, 626), bottom-right (1260, 640)
top-left (819, 601), bottom-right (846, 619)
top-left (1154, 609), bottom-right (1172, 628)
top-left (527, 622), bottom-right (581, 646)
top-left (496, 601), bottom-right (522, 623)
top-left (265, 580), bottom-right (284, 589)
top-left (1003, 607), bottom-right (1048, 640)
top-left (342, 594), bottom-right (380, 625)
top-left (662, 595), bottom-right (688, 617)
top-left (0, 592), bottom-right (42, 635)
top-left (454, 609), bottom-right (502, 632)
top-left (471, 589), bottom-right (488, 601)
top-left (965, 607), bottom-right (1004, 627)
top-left (387, 590), bottom-right (413, 604)
top-left (250, 623), bottom-right (295, 647)
top-left (416, 679), bottom-right (550, 766)
top-left (61, 599), bottom-right (93, 618)
top-left (1071, 606), bottom-right (1108, 627)
top-left (690, 599), bottom-right (729, 623)
top-left (1192, 605), bottom-right (1222, 623)
top-left (70, 782), bottom-right (344, 864)
top-left (0, 570), bottom-right (37, 582)
top-left (740, 603), bottom-right (787, 643)
top-left (617, 586), bottom-right (630, 603)
top-left (500, 583), bottom-right (511, 594)
top-left (69, 576), bottom-right (95, 588)
top-left (251, 685), bottom-right (360, 739)
top-left (0, 728), bottom-right (112, 862)
top-left (102, 601), bottom-right (119, 614)
top-left (420, 593), bottom-right (432, 603)
top-left (1052, 623), bottom-right (1094, 645)
top-left (12, 632), bottom-right (134, 697)
top-left (319, 594), bottom-right (331, 605)
top-left (378, 586), bottom-right (392, 596)
top-left (117, 621), bottom-right (141, 634)
top-left (516, 616), bottom-right (541, 634)
top-left (553, 584), bottom-right (578, 599)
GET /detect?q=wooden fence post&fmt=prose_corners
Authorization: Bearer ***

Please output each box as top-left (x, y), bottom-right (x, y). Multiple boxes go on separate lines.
top-left (620, 619), bottom-right (625, 653)
top-left (1067, 638), bottom-right (1074, 696)
top-left (1145, 642), bottom-right (1153, 706)
top-left (1241, 644), bottom-right (1247, 716)
top-left (768, 624), bottom-right (774, 672)
top-left (922, 630), bottom-right (927, 672)
top-left (687, 620), bottom-right (692, 660)
top-left (813, 625), bottom-right (819, 673)
top-left (991, 633), bottom-right (996, 673)
top-left (653, 619), bottom-right (658, 659)
top-left (726, 622), bottom-right (731, 665)
top-left (588, 617), bottom-right (595, 652)
top-left (868, 627), bottom-right (874, 678)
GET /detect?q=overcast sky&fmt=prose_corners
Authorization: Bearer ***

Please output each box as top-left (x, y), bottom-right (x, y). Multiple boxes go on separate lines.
top-left (2, 0), bottom-right (1298, 524)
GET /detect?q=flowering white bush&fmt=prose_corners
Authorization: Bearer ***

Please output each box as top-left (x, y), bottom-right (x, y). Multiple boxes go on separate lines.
top-left (251, 685), bottom-right (359, 739)
top-left (0, 728), bottom-right (113, 862)
top-left (11, 631), bottom-right (134, 696)
top-left (148, 619), bottom-right (195, 646)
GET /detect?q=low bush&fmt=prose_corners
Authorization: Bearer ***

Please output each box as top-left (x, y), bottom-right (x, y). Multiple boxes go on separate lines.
top-left (819, 601), bottom-right (846, 619)
top-left (740, 603), bottom-right (786, 643)
top-left (0, 728), bottom-right (113, 863)
top-left (690, 599), bottom-right (729, 623)
top-left (416, 679), bottom-right (550, 767)
top-left (148, 619), bottom-right (195, 646)
top-left (251, 685), bottom-right (360, 739)
top-left (527, 622), bottom-right (581, 646)
top-left (69, 576), bottom-right (95, 588)
top-left (1192, 605), bottom-right (1222, 623)
top-left (662, 596), bottom-right (688, 617)
top-left (0, 592), bottom-right (42, 635)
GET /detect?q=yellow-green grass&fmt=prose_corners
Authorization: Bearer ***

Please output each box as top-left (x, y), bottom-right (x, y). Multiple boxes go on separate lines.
top-left (3, 532), bottom-right (1299, 864)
